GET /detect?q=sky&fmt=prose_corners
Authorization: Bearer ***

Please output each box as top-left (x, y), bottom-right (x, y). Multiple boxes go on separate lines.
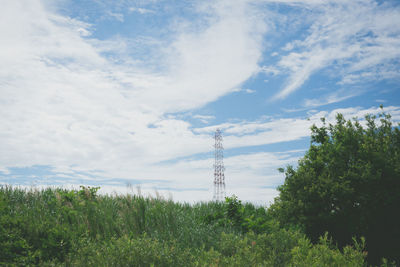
top-left (1, 0), bottom-right (400, 204)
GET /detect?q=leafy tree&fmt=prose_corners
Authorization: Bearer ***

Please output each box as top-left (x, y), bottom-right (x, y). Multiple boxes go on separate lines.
top-left (270, 108), bottom-right (400, 265)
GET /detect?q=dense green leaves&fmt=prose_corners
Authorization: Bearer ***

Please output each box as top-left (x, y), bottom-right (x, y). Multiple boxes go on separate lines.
top-left (0, 186), bottom-right (367, 266)
top-left (271, 109), bottom-right (400, 265)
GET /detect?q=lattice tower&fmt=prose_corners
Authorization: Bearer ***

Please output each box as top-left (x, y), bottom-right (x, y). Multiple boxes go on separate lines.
top-left (213, 129), bottom-right (226, 201)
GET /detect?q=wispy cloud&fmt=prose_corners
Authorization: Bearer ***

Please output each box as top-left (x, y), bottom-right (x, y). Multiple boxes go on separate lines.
top-left (270, 0), bottom-right (400, 99)
top-left (303, 89), bottom-right (362, 108)
top-left (260, 65), bottom-right (280, 76)
top-left (129, 7), bottom-right (155, 15)
top-left (195, 106), bottom-right (400, 149)
top-left (232, 88), bottom-right (257, 94)
top-left (193, 115), bottom-right (216, 124)
top-left (107, 11), bottom-right (124, 22)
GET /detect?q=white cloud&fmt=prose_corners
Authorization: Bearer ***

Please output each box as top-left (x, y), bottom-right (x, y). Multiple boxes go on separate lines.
top-left (129, 7), bottom-right (155, 14)
top-left (303, 89), bottom-right (361, 108)
top-left (107, 11), bottom-right (124, 22)
top-left (261, 65), bottom-right (280, 76)
top-left (195, 106), bottom-right (400, 150)
top-left (193, 114), bottom-right (216, 124)
top-left (136, 0), bottom-right (267, 112)
top-left (265, 0), bottom-right (327, 4)
top-left (271, 0), bottom-right (400, 99)
top-left (245, 89), bottom-right (256, 94)
top-left (232, 88), bottom-right (256, 94)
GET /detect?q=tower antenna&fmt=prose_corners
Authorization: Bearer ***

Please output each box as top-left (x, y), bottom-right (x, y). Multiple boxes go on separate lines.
top-left (213, 128), bottom-right (226, 201)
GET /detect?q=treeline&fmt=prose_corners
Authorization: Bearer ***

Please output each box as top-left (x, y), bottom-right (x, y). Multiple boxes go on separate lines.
top-left (1, 108), bottom-right (398, 266)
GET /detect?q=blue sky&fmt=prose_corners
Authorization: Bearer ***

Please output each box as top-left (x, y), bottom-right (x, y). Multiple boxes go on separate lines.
top-left (1, 0), bottom-right (400, 203)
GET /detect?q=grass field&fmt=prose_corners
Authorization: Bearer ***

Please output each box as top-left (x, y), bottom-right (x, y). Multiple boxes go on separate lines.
top-left (0, 186), bottom-right (368, 266)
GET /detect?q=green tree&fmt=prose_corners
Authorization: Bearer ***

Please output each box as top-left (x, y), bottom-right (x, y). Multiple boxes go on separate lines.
top-left (270, 109), bottom-right (400, 265)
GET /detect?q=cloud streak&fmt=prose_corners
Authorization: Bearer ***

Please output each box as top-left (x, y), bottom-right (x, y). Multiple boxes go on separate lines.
top-left (270, 0), bottom-right (400, 99)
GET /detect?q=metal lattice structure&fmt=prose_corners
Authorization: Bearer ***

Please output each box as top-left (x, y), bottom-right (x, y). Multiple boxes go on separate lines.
top-left (213, 129), bottom-right (226, 201)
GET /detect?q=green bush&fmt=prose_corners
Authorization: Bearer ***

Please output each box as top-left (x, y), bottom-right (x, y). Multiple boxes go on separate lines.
top-left (0, 186), bottom-right (368, 266)
top-left (0, 193), bottom-right (33, 265)
top-left (67, 235), bottom-right (194, 267)
top-left (270, 110), bottom-right (400, 265)
top-left (290, 234), bottom-right (366, 267)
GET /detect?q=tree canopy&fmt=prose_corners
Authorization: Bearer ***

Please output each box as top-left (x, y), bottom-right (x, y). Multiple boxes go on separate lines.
top-left (270, 109), bottom-right (400, 265)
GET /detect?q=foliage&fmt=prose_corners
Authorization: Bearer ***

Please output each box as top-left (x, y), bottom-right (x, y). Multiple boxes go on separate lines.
top-left (67, 234), bottom-right (194, 267)
top-left (0, 186), bottom-right (368, 266)
top-left (0, 192), bottom-right (33, 265)
top-left (290, 233), bottom-right (367, 267)
top-left (270, 109), bottom-right (400, 265)
top-left (201, 195), bottom-right (277, 235)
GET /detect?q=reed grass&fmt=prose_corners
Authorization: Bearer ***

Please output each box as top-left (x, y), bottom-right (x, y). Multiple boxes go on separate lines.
top-left (0, 186), bottom-right (367, 266)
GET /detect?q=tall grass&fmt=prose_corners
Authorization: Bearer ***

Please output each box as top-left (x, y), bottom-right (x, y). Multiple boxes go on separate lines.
top-left (0, 186), bottom-right (368, 266)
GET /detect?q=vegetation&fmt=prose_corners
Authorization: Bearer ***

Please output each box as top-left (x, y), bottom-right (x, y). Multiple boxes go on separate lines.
top-left (271, 109), bottom-right (400, 265)
top-left (1, 108), bottom-right (398, 266)
top-left (1, 187), bottom-right (366, 266)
